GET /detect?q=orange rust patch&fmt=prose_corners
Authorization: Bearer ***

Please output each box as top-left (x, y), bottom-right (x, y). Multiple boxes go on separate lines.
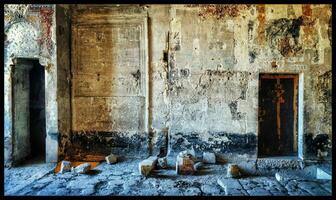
top-left (54, 161), bottom-right (101, 174)
top-left (257, 5), bottom-right (266, 46)
top-left (198, 4), bottom-right (251, 19)
top-left (302, 4), bottom-right (315, 44)
top-left (302, 4), bottom-right (312, 17)
top-left (66, 154), bottom-right (106, 162)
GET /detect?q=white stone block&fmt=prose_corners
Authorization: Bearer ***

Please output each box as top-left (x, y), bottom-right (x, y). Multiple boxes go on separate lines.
top-left (203, 152), bottom-right (216, 164)
top-left (105, 154), bottom-right (118, 164)
top-left (139, 156), bottom-right (158, 176)
top-left (60, 160), bottom-right (71, 173)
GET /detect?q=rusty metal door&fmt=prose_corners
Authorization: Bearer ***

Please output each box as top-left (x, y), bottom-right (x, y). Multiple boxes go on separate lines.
top-left (258, 74), bottom-right (298, 157)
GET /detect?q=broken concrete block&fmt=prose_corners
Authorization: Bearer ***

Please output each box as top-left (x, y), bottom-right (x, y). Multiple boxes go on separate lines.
top-left (105, 154), bottom-right (118, 164)
top-left (176, 153), bottom-right (195, 175)
top-left (178, 150), bottom-right (196, 160)
top-left (139, 156), bottom-right (158, 176)
top-left (158, 157), bottom-right (168, 169)
top-left (194, 162), bottom-right (203, 170)
top-left (72, 163), bottom-right (91, 174)
top-left (60, 160), bottom-right (71, 173)
top-left (227, 164), bottom-right (241, 178)
top-left (203, 152), bottom-right (216, 164)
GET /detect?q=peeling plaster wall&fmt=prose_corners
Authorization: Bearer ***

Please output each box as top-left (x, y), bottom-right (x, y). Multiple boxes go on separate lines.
top-left (68, 5), bottom-right (150, 159)
top-left (163, 4), bottom-right (332, 161)
top-left (4, 4), bottom-right (332, 166)
top-left (4, 4), bottom-right (58, 166)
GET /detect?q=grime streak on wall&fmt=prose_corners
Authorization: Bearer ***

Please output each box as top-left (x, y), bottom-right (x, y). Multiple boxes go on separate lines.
top-left (256, 5), bottom-right (266, 46)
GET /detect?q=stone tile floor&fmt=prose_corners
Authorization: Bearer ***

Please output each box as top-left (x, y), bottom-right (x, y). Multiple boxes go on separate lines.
top-left (4, 158), bottom-right (332, 196)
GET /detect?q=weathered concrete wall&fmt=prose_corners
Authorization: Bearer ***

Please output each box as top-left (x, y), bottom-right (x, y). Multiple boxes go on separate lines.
top-left (68, 6), bottom-right (150, 159)
top-left (163, 4), bottom-right (332, 162)
top-left (56, 5), bottom-right (72, 161)
top-left (64, 4), bottom-right (331, 162)
top-left (4, 4), bottom-right (58, 166)
top-left (4, 4), bottom-right (332, 166)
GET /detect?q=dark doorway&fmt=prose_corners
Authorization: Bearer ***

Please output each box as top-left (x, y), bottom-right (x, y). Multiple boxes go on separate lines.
top-left (29, 61), bottom-right (46, 162)
top-left (258, 74), bottom-right (298, 157)
top-left (12, 58), bottom-right (46, 165)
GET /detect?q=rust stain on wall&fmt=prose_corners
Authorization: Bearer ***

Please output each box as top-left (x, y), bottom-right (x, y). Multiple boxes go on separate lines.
top-left (198, 4), bottom-right (251, 19)
top-left (39, 7), bottom-right (54, 55)
top-left (302, 4), bottom-right (315, 45)
top-left (256, 5), bottom-right (266, 46)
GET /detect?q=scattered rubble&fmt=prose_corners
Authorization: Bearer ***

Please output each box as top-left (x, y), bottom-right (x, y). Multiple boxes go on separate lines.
top-left (105, 154), bottom-right (118, 164)
top-left (158, 157), bottom-right (168, 169)
top-left (139, 156), bottom-right (158, 176)
top-left (203, 152), bottom-right (216, 164)
top-left (5, 159), bottom-right (332, 196)
top-left (194, 162), bottom-right (203, 170)
top-left (176, 151), bottom-right (195, 175)
top-left (59, 161), bottom-right (71, 173)
top-left (72, 163), bottom-right (91, 174)
top-left (226, 164), bottom-right (241, 178)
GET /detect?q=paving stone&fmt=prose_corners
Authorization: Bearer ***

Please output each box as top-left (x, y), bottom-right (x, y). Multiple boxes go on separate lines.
top-left (217, 178), bottom-right (243, 195)
top-left (55, 188), bottom-right (69, 196)
top-left (201, 184), bottom-right (221, 195)
top-left (140, 188), bottom-right (160, 196)
top-left (80, 188), bottom-right (96, 195)
top-left (162, 188), bottom-right (182, 196)
top-left (270, 191), bottom-right (288, 196)
top-left (183, 187), bottom-right (202, 196)
top-left (275, 171), bottom-right (304, 182)
top-left (66, 180), bottom-right (94, 190)
top-left (246, 188), bottom-right (271, 196)
top-left (37, 189), bottom-right (56, 196)
top-left (288, 191), bottom-right (311, 196)
top-left (202, 152), bottom-right (216, 164)
top-left (319, 181), bottom-right (332, 193)
top-left (105, 154), bottom-right (118, 164)
top-left (5, 158), bottom-right (332, 196)
top-left (57, 172), bottom-right (75, 179)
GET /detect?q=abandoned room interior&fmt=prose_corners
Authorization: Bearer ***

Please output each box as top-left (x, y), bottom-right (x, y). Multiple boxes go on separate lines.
top-left (4, 4), bottom-right (332, 196)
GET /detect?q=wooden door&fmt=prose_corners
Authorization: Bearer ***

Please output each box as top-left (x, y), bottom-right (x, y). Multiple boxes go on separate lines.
top-left (258, 74), bottom-right (298, 157)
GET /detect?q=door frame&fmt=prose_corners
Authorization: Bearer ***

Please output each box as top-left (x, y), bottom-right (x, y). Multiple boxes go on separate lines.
top-left (257, 72), bottom-right (304, 159)
top-left (11, 57), bottom-right (47, 165)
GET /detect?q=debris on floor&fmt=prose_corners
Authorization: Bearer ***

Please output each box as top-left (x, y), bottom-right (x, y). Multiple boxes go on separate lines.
top-left (72, 163), bottom-right (91, 174)
top-left (203, 152), bottom-right (216, 164)
top-left (226, 164), bottom-right (241, 178)
top-left (54, 161), bottom-right (100, 174)
top-left (139, 156), bottom-right (158, 176)
top-left (194, 162), bottom-right (203, 171)
top-left (158, 157), bottom-right (168, 169)
top-left (105, 154), bottom-right (118, 164)
top-left (176, 151), bottom-right (195, 175)
top-left (5, 159), bottom-right (332, 196)
top-left (60, 161), bottom-right (71, 173)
